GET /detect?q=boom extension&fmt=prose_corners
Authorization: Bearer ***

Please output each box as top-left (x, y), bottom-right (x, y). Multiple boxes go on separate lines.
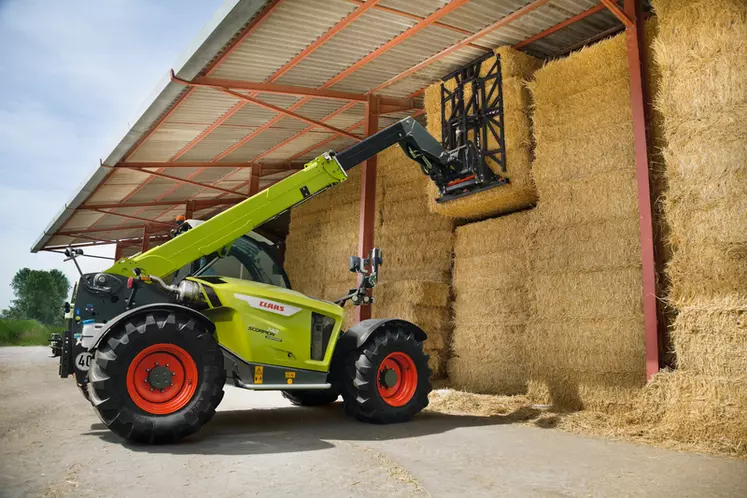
top-left (106, 117), bottom-right (485, 280)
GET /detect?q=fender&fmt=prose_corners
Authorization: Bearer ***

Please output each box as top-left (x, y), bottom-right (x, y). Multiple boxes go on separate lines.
top-left (337, 318), bottom-right (427, 353)
top-left (90, 303), bottom-right (216, 350)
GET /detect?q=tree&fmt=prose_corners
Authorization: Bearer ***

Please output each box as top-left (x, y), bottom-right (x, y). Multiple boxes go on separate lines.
top-left (2, 268), bottom-right (70, 325)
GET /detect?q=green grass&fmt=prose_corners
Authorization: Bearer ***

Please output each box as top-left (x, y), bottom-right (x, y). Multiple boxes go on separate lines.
top-left (0, 318), bottom-right (65, 346)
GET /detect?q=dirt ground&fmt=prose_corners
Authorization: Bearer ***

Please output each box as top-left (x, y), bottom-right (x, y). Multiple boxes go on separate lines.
top-left (1, 347), bottom-right (745, 497)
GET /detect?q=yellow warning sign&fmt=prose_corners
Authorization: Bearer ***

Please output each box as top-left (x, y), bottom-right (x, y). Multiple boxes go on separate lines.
top-left (253, 366), bottom-right (264, 384)
top-left (285, 371), bottom-right (296, 379)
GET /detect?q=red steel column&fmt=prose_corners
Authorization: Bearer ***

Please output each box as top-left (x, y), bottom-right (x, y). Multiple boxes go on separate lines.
top-left (114, 242), bottom-right (124, 261)
top-left (141, 225), bottom-right (151, 253)
top-left (623, 0), bottom-right (659, 379)
top-left (355, 94), bottom-right (380, 322)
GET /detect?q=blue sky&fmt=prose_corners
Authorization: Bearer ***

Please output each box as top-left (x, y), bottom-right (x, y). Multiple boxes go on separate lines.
top-left (0, 0), bottom-right (225, 308)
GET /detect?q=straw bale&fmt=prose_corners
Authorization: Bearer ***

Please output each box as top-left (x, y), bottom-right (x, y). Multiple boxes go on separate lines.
top-left (378, 231), bottom-right (453, 284)
top-left (534, 171), bottom-right (638, 226)
top-left (374, 280), bottom-right (450, 309)
top-left (530, 219), bottom-right (641, 274)
top-left (450, 211), bottom-right (532, 394)
top-left (632, 370), bottom-right (747, 454)
top-left (669, 298), bottom-right (747, 378)
top-left (531, 33), bottom-right (628, 103)
top-left (424, 48), bottom-right (540, 220)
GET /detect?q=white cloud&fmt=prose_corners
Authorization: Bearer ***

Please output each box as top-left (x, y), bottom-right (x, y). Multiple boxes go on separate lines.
top-left (0, 0), bottom-right (224, 308)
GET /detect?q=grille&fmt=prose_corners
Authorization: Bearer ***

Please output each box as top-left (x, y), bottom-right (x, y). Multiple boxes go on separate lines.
top-left (310, 313), bottom-right (335, 361)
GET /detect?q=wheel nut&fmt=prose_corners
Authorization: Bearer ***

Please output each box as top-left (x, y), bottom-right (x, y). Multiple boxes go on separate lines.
top-left (165, 364), bottom-right (169, 367)
top-left (155, 362), bottom-right (159, 366)
top-left (171, 372), bottom-right (175, 376)
top-left (160, 389), bottom-right (164, 393)
top-left (150, 388), bottom-right (154, 392)
top-left (146, 368), bottom-right (150, 372)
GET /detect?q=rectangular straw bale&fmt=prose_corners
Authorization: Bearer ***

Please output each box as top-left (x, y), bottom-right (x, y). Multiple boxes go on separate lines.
top-left (531, 269), bottom-right (644, 321)
top-left (374, 281), bottom-right (450, 309)
top-left (450, 211), bottom-right (532, 394)
top-left (534, 171), bottom-right (638, 226)
top-left (530, 219), bottom-right (641, 274)
top-left (669, 298), bottom-right (747, 378)
top-left (449, 331), bottom-right (527, 395)
top-left (378, 231), bottom-right (453, 283)
top-left (531, 33), bottom-right (628, 103)
top-left (425, 48), bottom-right (540, 220)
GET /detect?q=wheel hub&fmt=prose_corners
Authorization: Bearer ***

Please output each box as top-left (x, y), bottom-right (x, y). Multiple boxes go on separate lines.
top-left (148, 365), bottom-right (173, 390)
top-left (377, 352), bottom-right (418, 407)
top-left (379, 368), bottom-right (398, 389)
top-left (126, 343), bottom-right (198, 415)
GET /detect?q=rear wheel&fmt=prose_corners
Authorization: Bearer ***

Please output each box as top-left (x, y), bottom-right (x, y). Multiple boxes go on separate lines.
top-left (88, 311), bottom-right (225, 444)
top-left (341, 328), bottom-right (431, 423)
top-left (282, 389), bottom-right (339, 407)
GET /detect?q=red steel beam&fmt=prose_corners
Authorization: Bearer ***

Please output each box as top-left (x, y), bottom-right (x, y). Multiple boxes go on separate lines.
top-left (74, 1), bottom-right (285, 240)
top-left (122, 0), bottom-right (284, 163)
top-left (58, 225), bottom-right (156, 236)
top-left (89, 209), bottom-right (176, 228)
top-left (618, 0), bottom-right (658, 378)
top-left (250, 101), bottom-right (360, 163)
top-left (182, 0), bottom-right (383, 164)
top-left (355, 95), bottom-right (379, 323)
top-left (343, 0), bottom-right (490, 51)
top-left (123, 167), bottom-right (246, 196)
top-left (189, 77), bottom-right (370, 102)
top-left (372, 0), bottom-right (551, 93)
top-left (82, 198), bottom-right (246, 210)
top-left (513, 4), bottom-right (607, 49)
top-left (286, 120), bottom-right (365, 162)
top-left (171, 73), bottom-right (362, 141)
top-left (602, 0), bottom-right (634, 27)
top-left (170, 101), bottom-right (246, 161)
top-left (117, 161), bottom-right (258, 169)
top-left (141, 225), bottom-right (151, 253)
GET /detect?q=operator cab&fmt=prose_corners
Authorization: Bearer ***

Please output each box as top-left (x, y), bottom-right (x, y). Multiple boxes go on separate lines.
top-left (171, 219), bottom-right (290, 289)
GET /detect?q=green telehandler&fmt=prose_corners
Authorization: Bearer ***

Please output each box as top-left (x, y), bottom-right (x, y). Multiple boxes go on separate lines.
top-left (50, 117), bottom-right (500, 443)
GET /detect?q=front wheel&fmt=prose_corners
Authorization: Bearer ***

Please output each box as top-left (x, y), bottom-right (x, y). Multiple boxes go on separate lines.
top-left (341, 328), bottom-right (431, 423)
top-left (88, 312), bottom-right (225, 444)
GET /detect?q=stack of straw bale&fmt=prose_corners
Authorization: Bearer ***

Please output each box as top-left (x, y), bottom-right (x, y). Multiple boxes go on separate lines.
top-left (632, 0), bottom-right (747, 452)
top-left (423, 47), bottom-right (541, 220)
top-left (525, 32), bottom-right (647, 412)
top-left (372, 146), bottom-right (455, 377)
top-left (449, 210), bottom-right (532, 394)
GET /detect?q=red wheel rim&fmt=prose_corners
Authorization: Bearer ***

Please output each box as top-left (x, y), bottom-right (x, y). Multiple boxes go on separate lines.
top-left (126, 343), bottom-right (198, 415)
top-left (377, 352), bottom-right (418, 407)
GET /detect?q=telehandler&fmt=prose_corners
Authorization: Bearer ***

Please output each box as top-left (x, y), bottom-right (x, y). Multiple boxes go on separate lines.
top-left (50, 116), bottom-right (499, 444)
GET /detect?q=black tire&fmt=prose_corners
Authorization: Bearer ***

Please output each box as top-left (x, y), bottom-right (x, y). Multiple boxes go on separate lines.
top-left (340, 327), bottom-right (431, 423)
top-left (88, 311), bottom-right (225, 444)
top-left (282, 388), bottom-right (339, 407)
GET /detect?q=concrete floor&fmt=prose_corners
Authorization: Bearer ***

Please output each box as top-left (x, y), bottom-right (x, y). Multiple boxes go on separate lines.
top-left (1, 347), bottom-right (745, 497)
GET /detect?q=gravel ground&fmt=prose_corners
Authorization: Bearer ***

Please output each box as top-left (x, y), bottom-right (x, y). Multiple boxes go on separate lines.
top-left (1, 347), bottom-right (745, 497)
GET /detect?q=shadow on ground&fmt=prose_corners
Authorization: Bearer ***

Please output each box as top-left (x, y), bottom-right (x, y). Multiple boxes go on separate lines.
top-left (84, 402), bottom-right (541, 456)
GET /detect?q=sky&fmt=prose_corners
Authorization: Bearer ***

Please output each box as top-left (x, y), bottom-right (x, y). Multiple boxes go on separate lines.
top-left (0, 0), bottom-right (225, 309)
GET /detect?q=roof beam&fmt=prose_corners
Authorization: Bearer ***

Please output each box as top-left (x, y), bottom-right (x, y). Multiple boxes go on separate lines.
top-left (513, 4), bottom-right (607, 49)
top-left (121, 0), bottom-right (284, 163)
top-left (122, 167), bottom-right (247, 196)
top-left (58, 225), bottom-right (157, 236)
top-left (189, 77), bottom-right (370, 102)
top-left (81, 198), bottom-right (247, 210)
top-left (86, 209), bottom-right (177, 228)
top-left (114, 161), bottom-right (303, 170)
top-left (178, 0), bottom-right (384, 164)
top-left (171, 73), bottom-right (362, 141)
top-left (343, 0), bottom-right (492, 51)
top-left (372, 0), bottom-right (551, 93)
top-left (601, 0), bottom-right (634, 28)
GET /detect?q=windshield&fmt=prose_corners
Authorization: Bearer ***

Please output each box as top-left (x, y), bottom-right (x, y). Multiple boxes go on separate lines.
top-left (172, 234), bottom-right (290, 289)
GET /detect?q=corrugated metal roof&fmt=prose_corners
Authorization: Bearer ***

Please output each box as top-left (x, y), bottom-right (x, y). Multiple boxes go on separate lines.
top-left (34, 0), bottom-right (629, 252)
